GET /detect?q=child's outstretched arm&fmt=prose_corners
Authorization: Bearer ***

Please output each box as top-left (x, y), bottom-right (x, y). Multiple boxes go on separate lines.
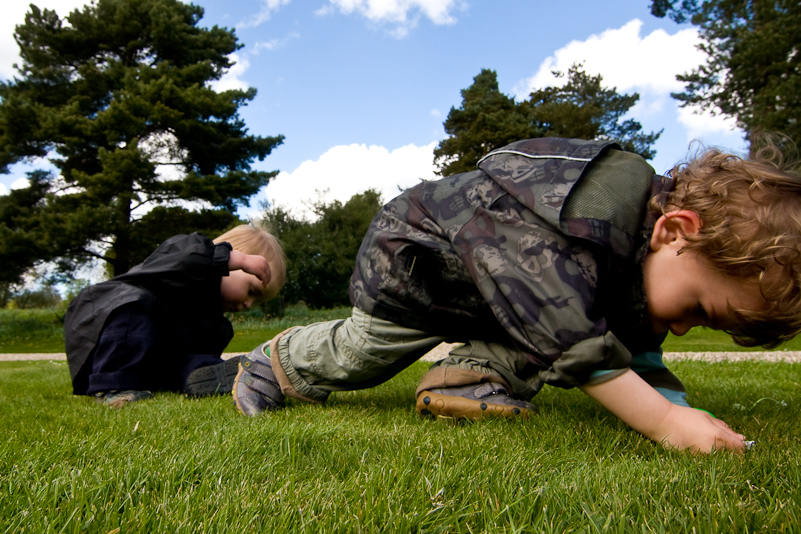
top-left (228, 250), bottom-right (271, 283)
top-left (580, 370), bottom-right (747, 454)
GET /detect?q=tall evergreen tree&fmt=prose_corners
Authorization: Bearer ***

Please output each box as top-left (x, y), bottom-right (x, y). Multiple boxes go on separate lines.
top-left (0, 170), bottom-right (53, 286)
top-left (434, 66), bottom-right (660, 176)
top-left (434, 69), bottom-right (539, 176)
top-left (651, 0), bottom-right (801, 149)
top-left (523, 64), bottom-right (662, 160)
top-left (0, 0), bottom-right (283, 276)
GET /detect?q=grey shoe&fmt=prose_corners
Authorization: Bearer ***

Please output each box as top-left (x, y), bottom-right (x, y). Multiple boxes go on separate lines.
top-left (183, 356), bottom-right (242, 396)
top-left (232, 342), bottom-right (285, 416)
top-left (95, 390), bottom-right (152, 409)
top-left (416, 382), bottom-right (535, 422)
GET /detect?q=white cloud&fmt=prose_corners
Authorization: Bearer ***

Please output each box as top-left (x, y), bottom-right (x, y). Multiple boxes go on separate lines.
top-left (317, 0), bottom-right (464, 38)
top-left (237, 0), bottom-right (292, 29)
top-left (0, 177), bottom-right (31, 196)
top-left (512, 19), bottom-right (741, 139)
top-left (676, 106), bottom-right (740, 139)
top-left (513, 20), bottom-right (703, 98)
top-left (252, 142), bottom-right (437, 220)
top-left (11, 177), bottom-right (29, 190)
top-left (211, 53), bottom-right (251, 92)
top-left (253, 32), bottom-right (301, 54)
top-left (0, 0), bottom-right (93, 80)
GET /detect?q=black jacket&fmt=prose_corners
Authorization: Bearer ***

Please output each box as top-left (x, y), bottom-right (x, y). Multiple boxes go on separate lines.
top-left (64, 233), bottom-right (233, 394)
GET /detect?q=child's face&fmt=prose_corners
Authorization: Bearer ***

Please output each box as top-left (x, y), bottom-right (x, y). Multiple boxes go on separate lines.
top-left (220, 269), bottom-right (266, 312)
top-left (642, 211), bottom-right (766, 336)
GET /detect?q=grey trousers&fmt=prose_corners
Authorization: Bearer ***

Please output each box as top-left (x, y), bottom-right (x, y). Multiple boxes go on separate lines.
top-left (272, 307), bottom-right (535, 403)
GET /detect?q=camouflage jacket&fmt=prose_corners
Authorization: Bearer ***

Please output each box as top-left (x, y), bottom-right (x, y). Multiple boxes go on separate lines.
top-left (349, 138), bottom-right (675, 388)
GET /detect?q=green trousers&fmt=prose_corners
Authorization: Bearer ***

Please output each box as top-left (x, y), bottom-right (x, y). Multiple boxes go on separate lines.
top-left (272, 307), bottom-right (689, 406)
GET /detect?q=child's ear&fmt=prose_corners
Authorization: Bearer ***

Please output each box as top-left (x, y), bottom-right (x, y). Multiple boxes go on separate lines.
top-left (650, 210), bottom-right (702, 251)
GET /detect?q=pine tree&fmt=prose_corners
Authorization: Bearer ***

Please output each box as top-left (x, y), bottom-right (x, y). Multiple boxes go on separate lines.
top-left (652, 0), bottom-right (801, 149)
top-left (434, 66), bottom-right (660, 175)
top-left (0, 0), bottom-right (283, 277)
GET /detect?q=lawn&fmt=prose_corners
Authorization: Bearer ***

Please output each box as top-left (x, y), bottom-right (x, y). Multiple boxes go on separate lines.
top-left (0, 358), bottom-right (799, 533)
top-left (1, 306), bottom-right (800, 532)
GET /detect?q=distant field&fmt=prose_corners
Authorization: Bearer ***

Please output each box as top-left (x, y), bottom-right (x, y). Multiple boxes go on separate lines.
top-left (1, 305), bottom-right (800, 354)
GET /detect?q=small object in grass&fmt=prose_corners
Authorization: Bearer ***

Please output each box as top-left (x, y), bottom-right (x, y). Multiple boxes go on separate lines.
top-left (744, 440), bottom-right (755, 451)
top-left (695, 408), bottom-right (716, 418)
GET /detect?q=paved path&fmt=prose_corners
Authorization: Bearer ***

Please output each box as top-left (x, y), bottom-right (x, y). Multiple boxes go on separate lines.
top-left (2, 344), bottom-right (801, 363)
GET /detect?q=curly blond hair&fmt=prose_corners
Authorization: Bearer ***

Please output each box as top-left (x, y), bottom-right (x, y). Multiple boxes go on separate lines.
top-left (650, 135), bottom-right (801, 348)
top-left (214, 223), bottom-right (286, 301)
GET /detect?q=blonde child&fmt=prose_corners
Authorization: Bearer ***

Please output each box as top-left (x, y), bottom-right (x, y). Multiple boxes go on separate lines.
top-left (65, 224), bottom-right (285, 408)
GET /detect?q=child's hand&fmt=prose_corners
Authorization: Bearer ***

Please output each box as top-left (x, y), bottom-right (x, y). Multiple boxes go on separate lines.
top-left (656, 404), bottom-right (747, 454)
top-left (229, 250), bottom-right (271, 283)
top-left (581, 369), bottom-right (747, 455)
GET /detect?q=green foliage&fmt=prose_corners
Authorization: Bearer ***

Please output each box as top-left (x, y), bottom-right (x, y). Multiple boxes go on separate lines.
top-left (0, 308), bottom-right (66, 352)
top-left (0, 170), bottom-right (54, 285)
top-left (650, 0), bottom-right (700, 23)
top-left (434, 69), bottom-right (540, 176)
top-left (7, 285), bottom-right (62, 310)
top-left (0, 0), bottom-right (284, 278)
top-left (434, 66), bottom-right (661, 176)
top-left (652, 0), bottom-right (801, 148)
top-left (523, 64), bottom-right (662, 160)
top-left (264, 190), bottom-right (383, 309)
top-left (0, 359), bottom-right (800, 532)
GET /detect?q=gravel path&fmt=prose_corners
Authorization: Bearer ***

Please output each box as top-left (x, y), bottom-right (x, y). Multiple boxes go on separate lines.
top-left (2, 344), bottom-right (800, 363)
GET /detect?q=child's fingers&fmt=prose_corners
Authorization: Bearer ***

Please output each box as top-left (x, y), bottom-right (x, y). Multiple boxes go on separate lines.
top-left (245, 254), bottom-right (270, 281)
top-left (712, 417), bottom-right (745, 440)
top-left (712, 423), bottom-right (747, 452)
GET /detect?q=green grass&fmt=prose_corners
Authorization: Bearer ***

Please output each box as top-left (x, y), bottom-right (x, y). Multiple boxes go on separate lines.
top-left (1, 358), bottom-right (800, 533)
top-left (0, 308), bottom-right (68, 353)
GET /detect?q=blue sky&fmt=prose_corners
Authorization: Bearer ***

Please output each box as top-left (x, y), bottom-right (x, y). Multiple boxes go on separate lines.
top-left (1, 0), bottom-right (748, 221)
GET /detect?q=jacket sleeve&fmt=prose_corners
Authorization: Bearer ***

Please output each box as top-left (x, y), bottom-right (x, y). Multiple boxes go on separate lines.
top-left (118, 233), bottom-right (231, 288)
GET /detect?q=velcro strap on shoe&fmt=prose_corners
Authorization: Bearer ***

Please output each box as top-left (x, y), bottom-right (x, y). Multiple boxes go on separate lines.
top-left (240, 357), bottom-right (276, 381)
top-left (243, 373), bottom-right (284, 403)
top-left (474, 382), bottom-right (508, 399)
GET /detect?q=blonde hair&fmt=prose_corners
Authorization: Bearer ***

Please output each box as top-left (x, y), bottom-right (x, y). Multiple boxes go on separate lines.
top-left (214, 223), bottom-right (286, 301)
top-left (650, 135), bottom-right (801, 348)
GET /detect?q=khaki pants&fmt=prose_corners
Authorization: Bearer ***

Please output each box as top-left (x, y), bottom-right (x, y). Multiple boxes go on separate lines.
top-left (272, 307), bottom-right (536, 403)
top-left (272, 307), bottom-right (688, 407)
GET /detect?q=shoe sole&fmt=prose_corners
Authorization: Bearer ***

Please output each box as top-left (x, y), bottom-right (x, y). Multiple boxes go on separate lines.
top-left (416, 390), bottom-right (533, 422)
top-left (183, 357), bottom-right (242, 396)
top-left (232, 363), bottom-right (250, 415)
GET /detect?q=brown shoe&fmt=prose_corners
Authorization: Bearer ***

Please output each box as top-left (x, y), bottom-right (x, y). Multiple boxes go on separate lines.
top-left (416, 383), bottom-right (535, 422)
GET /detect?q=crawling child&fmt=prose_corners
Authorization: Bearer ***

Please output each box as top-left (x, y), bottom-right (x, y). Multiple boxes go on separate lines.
top-left (65, 224), bottom-right (285, 408)
top-left (232, 137), bottom-right (801, 454)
